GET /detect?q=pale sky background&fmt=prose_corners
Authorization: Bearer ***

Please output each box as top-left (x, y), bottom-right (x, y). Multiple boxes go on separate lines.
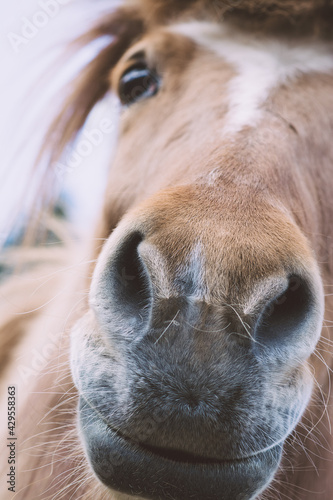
top-left (0, 0), bottom-right (121, 246)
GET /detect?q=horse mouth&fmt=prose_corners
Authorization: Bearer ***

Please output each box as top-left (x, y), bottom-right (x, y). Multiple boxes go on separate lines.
top-left (79, 397), bottom-right (283, 500)
top-left (133, 441), bottom-right (243, 465)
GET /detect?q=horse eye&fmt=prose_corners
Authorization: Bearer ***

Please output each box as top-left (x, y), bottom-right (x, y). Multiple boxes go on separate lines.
top-left (118, 63), bottom-right (160, 106)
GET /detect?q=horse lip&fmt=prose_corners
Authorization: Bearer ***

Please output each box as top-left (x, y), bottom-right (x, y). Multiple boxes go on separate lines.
top-left (79, 396), bottom-right (283, 500)
top-left (79, 393), bottom-right (281, 466)
top-left (105, 422), bottom-right (279, 466)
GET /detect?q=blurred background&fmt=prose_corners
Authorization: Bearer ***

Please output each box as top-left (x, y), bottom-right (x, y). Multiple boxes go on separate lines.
top-left (0, 0), bottom-right (121, 248)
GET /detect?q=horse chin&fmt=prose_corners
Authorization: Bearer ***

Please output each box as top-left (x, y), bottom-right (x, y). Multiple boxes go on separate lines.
top-left (79, 398), bottom-right (282, 500)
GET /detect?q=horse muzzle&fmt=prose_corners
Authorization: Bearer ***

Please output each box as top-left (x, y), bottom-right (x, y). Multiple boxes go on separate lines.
top-left (72, 186), bottom-right (324, 500)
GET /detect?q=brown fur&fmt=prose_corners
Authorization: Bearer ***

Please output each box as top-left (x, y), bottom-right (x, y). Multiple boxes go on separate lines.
top-left (1, 1), bottom-right (333, 499)
top-left (133, 0), bottom-right (333, 34)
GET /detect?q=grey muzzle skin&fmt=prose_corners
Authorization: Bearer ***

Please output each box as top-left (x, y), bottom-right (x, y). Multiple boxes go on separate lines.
top-left (71, 227), bottom-right (324, 500)
top-left (79, 397), bottom-right (283, 500)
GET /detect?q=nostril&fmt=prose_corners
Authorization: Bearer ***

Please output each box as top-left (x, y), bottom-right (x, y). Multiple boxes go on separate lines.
top-left (254, 275), bottom-right (315, 346)
top-left (108, 231), bottom-right (152, 324)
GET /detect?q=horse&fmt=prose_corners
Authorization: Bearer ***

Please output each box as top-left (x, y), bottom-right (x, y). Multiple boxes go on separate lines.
top-left (1, 1), bottom-right (333, 498)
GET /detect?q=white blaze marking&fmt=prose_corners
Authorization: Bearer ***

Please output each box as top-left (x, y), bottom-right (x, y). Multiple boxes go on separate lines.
top-left (170, 22), bottom-right (333, 134)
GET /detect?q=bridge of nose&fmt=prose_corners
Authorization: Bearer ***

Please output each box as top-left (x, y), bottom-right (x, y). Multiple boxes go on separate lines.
top-left (120, 184), bottom-right (323, 352)
top-left (137, 193), bottom-right (308, 306)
